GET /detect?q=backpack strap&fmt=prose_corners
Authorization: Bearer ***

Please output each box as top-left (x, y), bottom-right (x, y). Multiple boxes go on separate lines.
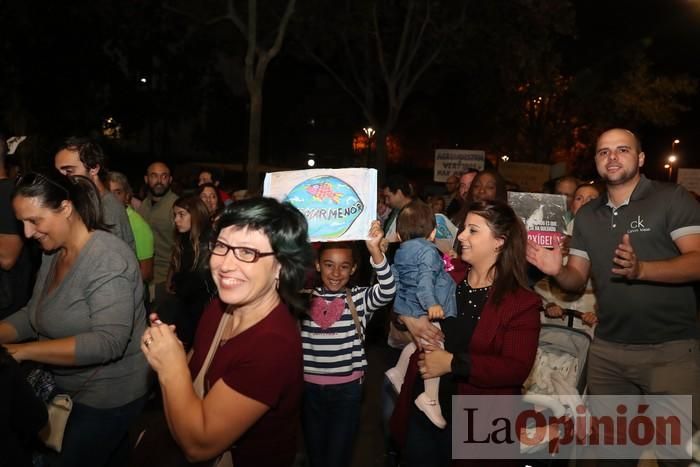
top-left (345, 289), bottom-right (365, 344)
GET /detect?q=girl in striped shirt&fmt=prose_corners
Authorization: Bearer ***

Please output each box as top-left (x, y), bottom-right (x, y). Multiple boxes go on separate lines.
top-left (300, 220), bottom-right (395, 467)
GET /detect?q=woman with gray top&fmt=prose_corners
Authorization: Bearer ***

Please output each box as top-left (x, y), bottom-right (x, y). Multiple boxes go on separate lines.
top-left (0, 171), bottom-right (150, 467)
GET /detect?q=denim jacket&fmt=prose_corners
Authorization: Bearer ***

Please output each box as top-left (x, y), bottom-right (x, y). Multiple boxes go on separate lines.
top-left (392, 238), bottom-right (457, 318)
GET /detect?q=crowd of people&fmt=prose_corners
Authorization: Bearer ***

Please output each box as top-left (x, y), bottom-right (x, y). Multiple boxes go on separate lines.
top-left (0, 127), bottom-right (697, 467)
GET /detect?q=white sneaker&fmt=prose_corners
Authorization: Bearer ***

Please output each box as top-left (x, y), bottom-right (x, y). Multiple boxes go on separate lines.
top-left (415, 392), bottom-right (447, 429)
top-left (385, 367), bottom-right (404, 394)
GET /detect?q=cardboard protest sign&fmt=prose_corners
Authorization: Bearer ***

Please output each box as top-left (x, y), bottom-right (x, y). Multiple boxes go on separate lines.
top-left (508, 192), bottom-right (567, 248)
top-left (263, 168), bottom-right (377, 242)
top-left (434, 213), bottom-right (458, 254)
top-left (433, 149), bottom-right (485, 182)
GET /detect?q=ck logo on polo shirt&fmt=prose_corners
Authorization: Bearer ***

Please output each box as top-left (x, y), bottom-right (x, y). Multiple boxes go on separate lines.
top-left (630, 216), bottom-right (645, 229)
top-left (628, 215), bottom-right (650, 233)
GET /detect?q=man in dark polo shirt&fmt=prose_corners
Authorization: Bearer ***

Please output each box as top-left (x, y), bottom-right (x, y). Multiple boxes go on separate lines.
top-left (527, 128), bottom-right (700, 463)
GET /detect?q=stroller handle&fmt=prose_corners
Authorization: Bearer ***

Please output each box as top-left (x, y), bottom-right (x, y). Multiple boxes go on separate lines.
top-left (539, 307), bottom-right (584, 328)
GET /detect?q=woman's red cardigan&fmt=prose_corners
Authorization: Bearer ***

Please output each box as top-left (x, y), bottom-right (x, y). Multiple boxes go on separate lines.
top-left (390, 269), bottom-right (541, 448)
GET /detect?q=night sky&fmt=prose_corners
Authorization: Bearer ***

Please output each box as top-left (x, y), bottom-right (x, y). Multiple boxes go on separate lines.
top-left (2, 0), bottom-right (699, 187)
top-left (575, 0), bottom-right (700, 179)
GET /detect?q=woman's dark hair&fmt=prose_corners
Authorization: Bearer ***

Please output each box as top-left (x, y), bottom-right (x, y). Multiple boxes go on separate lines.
top-left (13, 171), bottom-right (108, 232)
top-left (467, 169), bottom-right (507, 203)
top-left (197, 182), bottom-right (224, 214)
top-left (466, 200), bottom-right (528, 305)
top-left (452, 169), bottom-right (508, 240)
top-left (212, 197), bottom-right (313, 314)
top-left (397, 200), bottom-right (436, 241)
top-left (172, 196), bottom-right (211, 273)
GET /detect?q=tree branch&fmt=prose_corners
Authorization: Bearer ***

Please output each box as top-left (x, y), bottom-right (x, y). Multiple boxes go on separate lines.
top-left (224, 0), bottom-right (248, 37)
top-left (304, 46), bottom-right (370, 117)
top-left (265, 0), bottom-right (296, 60)
top-left (400, 46), bottom-right (441, 103)
top-left (373, 4), bottom-right (392, 90)
top-left (395, 0), bottom-right (429, 81)
top-left (244, 0), bottom-right (256, 90)
top-left (391, 0), bottom-right (416, 78)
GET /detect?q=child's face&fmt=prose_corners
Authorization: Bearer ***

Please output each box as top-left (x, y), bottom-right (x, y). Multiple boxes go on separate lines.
top-left (316, 248), bottom-right (356, 292)
top-left (571, 186), bottom-right (599, 215)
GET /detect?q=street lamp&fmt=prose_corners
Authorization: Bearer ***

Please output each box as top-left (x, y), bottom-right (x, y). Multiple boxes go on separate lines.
top-left (307, 152), bottom-right (316, 167)
top-left (666, 155), bottom-right (678, 181)
top-left (362, 127), bottom-right (375, 167)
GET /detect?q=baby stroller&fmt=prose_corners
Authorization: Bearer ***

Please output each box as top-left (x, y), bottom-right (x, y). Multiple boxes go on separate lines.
top-left (519, 309), bottom-right (593, 463)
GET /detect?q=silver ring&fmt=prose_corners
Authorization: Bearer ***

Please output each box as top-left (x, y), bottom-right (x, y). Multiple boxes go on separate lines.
top-left (144, 337), bottom-right (154, 347)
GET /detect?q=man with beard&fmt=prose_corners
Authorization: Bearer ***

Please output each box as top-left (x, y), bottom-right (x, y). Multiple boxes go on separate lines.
top-left (527, 128), bottom-right (700, 463)
top-left (138, 161), bottom-right (178, 306)
top-left (55, 137), bottom-right (136, 252)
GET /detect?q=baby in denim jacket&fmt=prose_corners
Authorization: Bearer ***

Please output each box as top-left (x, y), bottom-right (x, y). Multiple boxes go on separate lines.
top-left (386, 200), bottom-right (456, 429)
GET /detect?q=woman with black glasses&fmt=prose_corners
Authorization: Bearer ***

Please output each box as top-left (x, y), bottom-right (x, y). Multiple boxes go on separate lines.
top-left (141, 197), bottom-right (313, 467)
top-left (0, 171), bottom-right (149, 467)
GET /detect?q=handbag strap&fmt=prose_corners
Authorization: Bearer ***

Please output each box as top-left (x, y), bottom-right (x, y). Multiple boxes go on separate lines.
top-left (345, 289), bottom-right (364, 344)
top-left (192, 307), bottom-right (232, 398)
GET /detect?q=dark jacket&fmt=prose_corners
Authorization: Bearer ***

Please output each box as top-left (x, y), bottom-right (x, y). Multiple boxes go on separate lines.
top-left (0, 348), bottom-right (48, 467)
top-left (390, 280), bottom-right (540, 449)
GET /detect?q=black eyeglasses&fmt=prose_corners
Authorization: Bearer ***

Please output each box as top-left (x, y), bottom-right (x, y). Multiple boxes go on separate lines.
top-left (209, 240), bottom-right (275, 263)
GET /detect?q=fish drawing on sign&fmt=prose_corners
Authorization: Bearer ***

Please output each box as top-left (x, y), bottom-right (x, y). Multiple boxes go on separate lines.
top-left (284, 175), bottom-right (365, 240)
top-left (306, 182), bottom-right (343, 204)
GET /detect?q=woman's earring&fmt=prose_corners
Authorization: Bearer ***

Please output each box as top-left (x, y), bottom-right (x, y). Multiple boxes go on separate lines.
top-left (275, 277), bottom-right (279, 290)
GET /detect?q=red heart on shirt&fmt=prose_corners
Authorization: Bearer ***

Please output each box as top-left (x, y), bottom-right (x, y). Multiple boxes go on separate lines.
top-left (309, 297), bottom-right (346, 329)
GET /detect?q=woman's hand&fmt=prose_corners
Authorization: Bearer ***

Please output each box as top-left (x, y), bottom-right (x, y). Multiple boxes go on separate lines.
top-left (141, 322), bottom-right (188, 383)
top-left (149, 313), bottom-right (177, 333)
top-left (526, 239), bottom-right (564, 276)
top-left (2, 343), bottom-right (26, 362)
top-left (418, 343), bottom-right (453, 379)
top-left (400, 315), bottom-right (444, 350)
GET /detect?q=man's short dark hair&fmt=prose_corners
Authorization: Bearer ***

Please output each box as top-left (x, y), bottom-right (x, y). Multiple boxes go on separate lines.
top-left (385, 174), bottom-right (414, 198)
top-left (58, 137), bottom-right (108, 180)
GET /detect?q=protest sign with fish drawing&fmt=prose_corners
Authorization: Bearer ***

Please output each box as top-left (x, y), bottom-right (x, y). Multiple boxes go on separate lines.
top-left (263, 168), bottom-right (377, 241)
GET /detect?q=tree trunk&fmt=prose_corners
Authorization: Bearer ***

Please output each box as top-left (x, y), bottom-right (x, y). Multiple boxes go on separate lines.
top-left (246, 86), bottom-right (262, 192)
top-left (374, 127), bottom-right (388, 185)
